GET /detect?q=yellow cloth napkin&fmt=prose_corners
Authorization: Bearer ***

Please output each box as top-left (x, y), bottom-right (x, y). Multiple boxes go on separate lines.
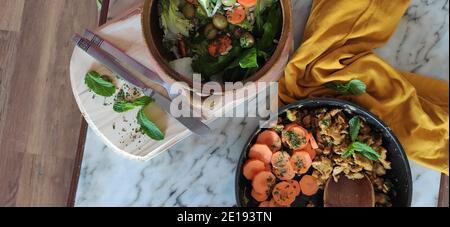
top-left (279, 0), bottom-right (449, 175)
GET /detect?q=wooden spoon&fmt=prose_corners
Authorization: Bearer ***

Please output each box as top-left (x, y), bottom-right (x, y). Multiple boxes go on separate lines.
top-left (324, 174), bottom-right (375, 207)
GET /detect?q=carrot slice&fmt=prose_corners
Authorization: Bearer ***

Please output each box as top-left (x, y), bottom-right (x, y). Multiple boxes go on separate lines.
top-left (251, 189), bottom-right (268, 202)
top-left (268, 198), bottom-right (289, 207)
top-left (295, 143), bottom-right (316, 160)
top-left (287, 180), bottom-right (301, 196)
top-left (272, 182), bottom-right (297, 206)
top-left (273, 165), bottom-right (296, 180)
top-left (248, 144), bottom-right (272, 164)
top-left (243, 159), bottom-right (266, 180)
top-left (271, 151), bottom-right (290, 169)
top-left (284, 123), bottom-right (300, 131)
top-left (290, 151), bottom-right (312, 174)
top-left (252, 171), bottom-right (276, 194)
top-left (259, 201), bottom-right (271, 207)
top-left (308, 132), bottom-right (319, 149)
top-left (282, 126), bottom-right (308, 150)
top-left (256, 130), bottom-right (282, 152)
top-left (238, 0), bottom-right (257, 7)
top-left (227, 6), bottom-right (246, 25)
top-left (299, 175), bottom-right (319, 196)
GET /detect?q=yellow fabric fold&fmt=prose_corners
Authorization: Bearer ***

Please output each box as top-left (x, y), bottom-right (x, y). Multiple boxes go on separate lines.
top-left (279, 0), bottom-right (449, 174)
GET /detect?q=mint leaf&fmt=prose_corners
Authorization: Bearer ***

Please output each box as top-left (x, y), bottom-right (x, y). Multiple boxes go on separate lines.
top-left (351, 142), bottom-right (380, 161)
top-left (349, 116), bottom-right (361, 142)
top-left (342, 141), bottom-right (380, 161)
top-left (137, 108), bottom-right (165, 141)
top-left (342, 149), bottom-right (355, 158)
top-left (85, 71), bottom-right (116, 97)
top-left (114, 96), bottom-right (153, 113)
top-left (325, 79), bottom-right (366, 96)
top-left (113, 102), bottom-right (136, 113)
top-left (239, 48), bottom-right (259, 69)
top-left (96, 0), bottom-right (102, 9)
top-left (347, 80), bottom-right (367, 96)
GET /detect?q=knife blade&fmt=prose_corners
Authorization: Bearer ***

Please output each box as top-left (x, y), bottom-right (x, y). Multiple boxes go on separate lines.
top-left (72, 34), bottom-right (211, 135)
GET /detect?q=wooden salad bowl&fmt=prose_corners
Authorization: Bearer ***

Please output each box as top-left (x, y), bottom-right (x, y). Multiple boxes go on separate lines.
top-left (141, 0), bottom-right (293, 92)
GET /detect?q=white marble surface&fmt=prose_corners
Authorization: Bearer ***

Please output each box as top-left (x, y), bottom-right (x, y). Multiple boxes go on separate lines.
top-left (75, 0), bottom-right (448, 207)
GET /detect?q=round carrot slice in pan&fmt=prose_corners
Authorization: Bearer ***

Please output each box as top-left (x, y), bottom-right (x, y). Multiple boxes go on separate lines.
top-left (272, 182), bottom-right (297, 206)
top-left (282, 126), bottom-right (308, 150)
top-left (299, 175), bottom-right (319, 196)
top-left (256, 130), bottom-right (282, 152)
top-left (294, 142), bottom-right (316, 161)
top-left (252, 171), bottom-right (276, 194)
top-left (308, 132), bottom-right (319, 149)
top-left (271, 151), bottom-right (290, 169)
top-left (243, 159), bottom-right (266, 180)
top-left (290, 151), bottom-right (312, 174)
top-left (251, 189), bottom-right (268, 202)
top-left (259, 201), bottom-right (271, 207)
top-left (273, 165), bottom-right (295, 181)
top-left (284, 123), bottom-right (300, 131)
top-left (287, 180), bottom-right (301, 196)
top-left (268, 199), bottom-right (289, 207)
top-left (248, 144), bottom-right (272, 164)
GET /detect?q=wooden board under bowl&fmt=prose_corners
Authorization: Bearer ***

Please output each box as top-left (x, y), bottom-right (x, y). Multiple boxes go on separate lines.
top-left (69, 2), bottom-right (293, 161)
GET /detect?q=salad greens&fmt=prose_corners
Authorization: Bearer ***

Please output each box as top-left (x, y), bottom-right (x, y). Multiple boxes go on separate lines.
top-left (159, 0), bottom-right (282, 82)
top-left (160, 0), bottom-right (195, 40)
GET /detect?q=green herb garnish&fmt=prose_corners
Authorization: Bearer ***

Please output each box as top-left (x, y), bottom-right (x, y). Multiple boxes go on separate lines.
top-left (85, 71), bottom-right (116, 97)
top-left (96, 0), bottom-right (102, 9)
top-left (342, 141), bottom-right (381, 161)
top-left (239, 48), bottom-right (259, 69)
top-left (326, 79), bottom-right (367, 96)
top-left (320, 119), bottom-right (331, 127)
top-left (137, 108), bottom-right (165, 141)
top-left (349, 116), bottom-right (361, 142)
top-left (283, 130), bottom-right (306, 149)
top-left (113, 96), bottom-right (153, 113)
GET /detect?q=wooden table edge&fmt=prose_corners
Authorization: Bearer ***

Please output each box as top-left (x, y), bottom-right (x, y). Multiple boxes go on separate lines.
top-left (67, 0), bottom-right (110, 207)
top-left (438, 174), bottom-right (449, 207)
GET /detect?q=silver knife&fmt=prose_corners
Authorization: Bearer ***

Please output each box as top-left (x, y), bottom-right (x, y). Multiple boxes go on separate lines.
top-left (72, 34), bottom-right (211, 135)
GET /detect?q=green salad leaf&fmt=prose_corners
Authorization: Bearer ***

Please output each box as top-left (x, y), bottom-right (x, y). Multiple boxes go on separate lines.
top-left (342, 141), bottom-right (381, 161)
top-left (255, 0), bottom-right (277, 34)
top-left (113, 96), bottom-right (154, 113)
top-left (85, 71), bottom-right (116, 97)
top-left (198, 0), bottom-right (221, 17)
top-left (96, 0), bottom-right (102, 9)
top-left (326, 79), bottom-right (367, 96)
top-left (137, 108), bottom-right (165, 141)
top-left (192, 45), bottom-right (242, 77)
top-left (349, 116), bottom-right (361, 142)
top-left (256, 3), bottom-right (282, 52)
top-left (160, 0), bottom-right (194, 40)
top-left (239, 48), bottom-right (259, 69)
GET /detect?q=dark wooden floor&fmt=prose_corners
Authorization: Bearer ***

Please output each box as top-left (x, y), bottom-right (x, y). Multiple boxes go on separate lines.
top-left (0, 0), bottom-right (97, 207)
